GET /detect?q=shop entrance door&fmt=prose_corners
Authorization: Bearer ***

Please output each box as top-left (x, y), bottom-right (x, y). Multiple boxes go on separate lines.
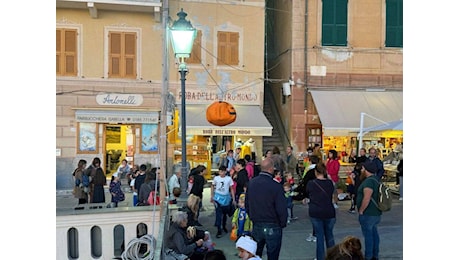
top-left (103, 124), bottom-right (135, 178)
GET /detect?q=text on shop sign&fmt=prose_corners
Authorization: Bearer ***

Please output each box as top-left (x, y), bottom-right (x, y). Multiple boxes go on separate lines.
top-left (201, 129), bottom-right (251, 135)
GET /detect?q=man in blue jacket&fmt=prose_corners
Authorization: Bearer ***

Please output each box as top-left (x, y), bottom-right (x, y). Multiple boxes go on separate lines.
top-left (246, 158), bottom-right (288, 260)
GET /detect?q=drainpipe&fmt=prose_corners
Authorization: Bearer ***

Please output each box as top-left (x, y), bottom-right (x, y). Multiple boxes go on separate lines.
top-left (304, 0), bottom-right (308, 112)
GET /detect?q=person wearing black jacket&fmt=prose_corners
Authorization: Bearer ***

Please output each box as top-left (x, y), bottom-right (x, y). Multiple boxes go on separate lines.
top-left (234, 159), bottom-right (249, 201)
top-left (245, 158), bottom-right (288, 260)
top-left (356, 148), bottom-right (367, 164)
top-left (165, 211), bottom-right (204, 260)
top-left (190, 165), bottom-right (207, 223)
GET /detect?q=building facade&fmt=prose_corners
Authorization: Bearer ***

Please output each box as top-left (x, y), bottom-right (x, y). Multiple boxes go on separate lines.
top-left (266, 0), bottom-right (403, 157)
top-left (56, 0), bottom-right (267, 190)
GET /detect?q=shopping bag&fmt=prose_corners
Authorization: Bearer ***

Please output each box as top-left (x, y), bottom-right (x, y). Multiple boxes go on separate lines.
top-left (230, 227), bottom-right (237, 241)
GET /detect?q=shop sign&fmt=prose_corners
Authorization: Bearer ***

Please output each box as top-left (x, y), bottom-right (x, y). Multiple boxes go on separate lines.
top-left (177, 90), bottom-right (260, 104)
top-left (75, 110), bottom-right (159, 124)
top-left (96, 93), bottom-right (143, 106)
top-left (187, 128), bottom-right (271, 136)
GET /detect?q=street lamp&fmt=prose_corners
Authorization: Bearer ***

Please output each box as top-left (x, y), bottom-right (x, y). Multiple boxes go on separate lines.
top-left (169, 8), bottom-right (197, 198)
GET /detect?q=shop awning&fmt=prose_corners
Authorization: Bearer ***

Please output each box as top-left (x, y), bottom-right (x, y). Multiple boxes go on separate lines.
top-left (310, 90), bottom-right (403, 136)
top-left (184, 104), bottom-right (273, 136)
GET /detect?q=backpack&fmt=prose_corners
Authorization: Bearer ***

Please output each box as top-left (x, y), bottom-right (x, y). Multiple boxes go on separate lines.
top-left (82, 174), bottom-right (90, 187)
top-left (369, 178), bottom-right (392, 212)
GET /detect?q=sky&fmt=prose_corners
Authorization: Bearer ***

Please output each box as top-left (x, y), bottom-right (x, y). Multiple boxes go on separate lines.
top-left (1, 1), bottom-right (458, 258)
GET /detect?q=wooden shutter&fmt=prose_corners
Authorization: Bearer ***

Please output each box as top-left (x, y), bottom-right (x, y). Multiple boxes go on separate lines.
top-left (109, 32), bottom-right (137, 78)
top-left (188, 30), bottom-right (202, 64)
top-left (322, 0), bottom-right (348, 46)
top-left (385, 0), bottom-right (403, 47)
top-left (229, 32), bottom-right (239, 65)
top-left (56, 28), bottom-right (77, 76)
top-left (124, 32), bottom-right (136, 78)
top-left (56, 30), bottom-right (61, 74)
top-left (109, 32), bottom-right (121, 77)
top-left (217, 31), bottom-right (239, 65)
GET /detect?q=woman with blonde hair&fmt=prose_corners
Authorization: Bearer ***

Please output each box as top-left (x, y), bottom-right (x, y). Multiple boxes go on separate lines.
top-left (180, 194), bottom-right (201, 227)
top-left (180, 194), bottom-right (207, 242)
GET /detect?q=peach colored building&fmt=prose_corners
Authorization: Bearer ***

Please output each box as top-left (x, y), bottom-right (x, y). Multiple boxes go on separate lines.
top-left (56, 0), bottom-right (267, 190)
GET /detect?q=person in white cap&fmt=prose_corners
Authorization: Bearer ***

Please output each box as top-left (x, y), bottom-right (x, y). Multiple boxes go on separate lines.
top-left (236, 236), bottom-right (262, 260)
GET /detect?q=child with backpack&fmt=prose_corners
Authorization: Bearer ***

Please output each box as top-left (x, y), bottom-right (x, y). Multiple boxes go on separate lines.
top-left (283, 182), bottom-right (298, 223)
top-left (232, 193), bottom-right (252, 238)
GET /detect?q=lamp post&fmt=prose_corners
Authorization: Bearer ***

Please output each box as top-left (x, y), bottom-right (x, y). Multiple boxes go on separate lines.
top-left (169, 8), bottom-right (197, 198)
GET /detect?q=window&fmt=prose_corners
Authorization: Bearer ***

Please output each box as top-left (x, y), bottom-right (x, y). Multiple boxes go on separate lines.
top-left (188, 30), bottom-right (202, 64)
top-left (385, 0), bottom-right (403, 47)
top-left (67, 228), bottom-right (79, 259)
top-left (322, 0), bottom-right (348, 46)
top-left (90, 226), bottom-right (102, 258)
top-left (113, 225), bottom-right (125, 257)
top-left (217, 31), bottom-right (239, 65)
top-left (109, 31), bottom-right (137, 78)
top-left (56, 28), bottom-right (77, 76)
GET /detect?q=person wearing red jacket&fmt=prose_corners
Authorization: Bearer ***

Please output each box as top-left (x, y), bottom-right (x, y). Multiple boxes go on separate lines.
top-left (326, 149), bottom-right (340, 209)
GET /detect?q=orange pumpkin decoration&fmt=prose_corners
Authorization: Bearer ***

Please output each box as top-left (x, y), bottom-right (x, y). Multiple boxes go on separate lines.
top-left (206, 101), bottom-right (237, 126)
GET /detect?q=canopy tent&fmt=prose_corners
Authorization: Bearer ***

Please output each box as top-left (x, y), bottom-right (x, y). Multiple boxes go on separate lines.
top-left (363, 119), bottom-right (403, 132)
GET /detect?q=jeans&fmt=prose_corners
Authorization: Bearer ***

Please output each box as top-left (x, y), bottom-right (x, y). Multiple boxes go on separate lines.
top-left (214, 202), bottom-right (229, 232)
top-left (310, 217), bottom-right (336, 260)
top-left (252, 223), bottom-right (283, 260)
top-left (359, 214), bottom-right (381, 260)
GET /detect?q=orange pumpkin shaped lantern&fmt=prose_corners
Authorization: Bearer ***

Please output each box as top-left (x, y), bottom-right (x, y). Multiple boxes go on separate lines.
top-left (206, 101), bottom-right (237, 126)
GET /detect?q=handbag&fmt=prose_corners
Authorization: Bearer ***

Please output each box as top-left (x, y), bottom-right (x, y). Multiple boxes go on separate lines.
top-left (230, 227), bottom-right (238, 241)
top-left (147, 191), bottom-right (160, 205)
top-left (214, 192), bottom-right (231, 206)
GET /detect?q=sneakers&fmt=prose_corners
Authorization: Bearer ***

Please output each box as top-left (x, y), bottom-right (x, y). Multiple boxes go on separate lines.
top-left (287, 219), bottom-right (291, 224)
top-left (216, 231), bottom-right (223, 238)
top-left (348, 209), bottom-right (356, 214)
top-left (333, 203), bottom-right (339, 209)
top-left (306, 234), bottom-right (316, 242)
top-left (291, 216), bottom-right (298, 220)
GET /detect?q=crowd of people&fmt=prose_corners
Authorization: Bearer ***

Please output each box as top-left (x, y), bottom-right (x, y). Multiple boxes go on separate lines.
top-left (71, 142), bottom-right (401, 259)
top-left (72, 157), bottom-right (162, 208)
top-left (162, 143), bottom-right (403, 260)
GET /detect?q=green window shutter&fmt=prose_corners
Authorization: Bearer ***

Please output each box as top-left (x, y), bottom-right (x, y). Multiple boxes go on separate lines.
top-left (386, 0), bottom-right (403, 47)
top-left (322, 0), bottom-right (348, 46)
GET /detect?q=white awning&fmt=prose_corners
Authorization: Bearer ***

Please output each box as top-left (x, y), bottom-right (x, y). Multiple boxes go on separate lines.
top-left (184, 104), bottom-right (273, 136)
top-left (310, 90), bottom-right (403, 136)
